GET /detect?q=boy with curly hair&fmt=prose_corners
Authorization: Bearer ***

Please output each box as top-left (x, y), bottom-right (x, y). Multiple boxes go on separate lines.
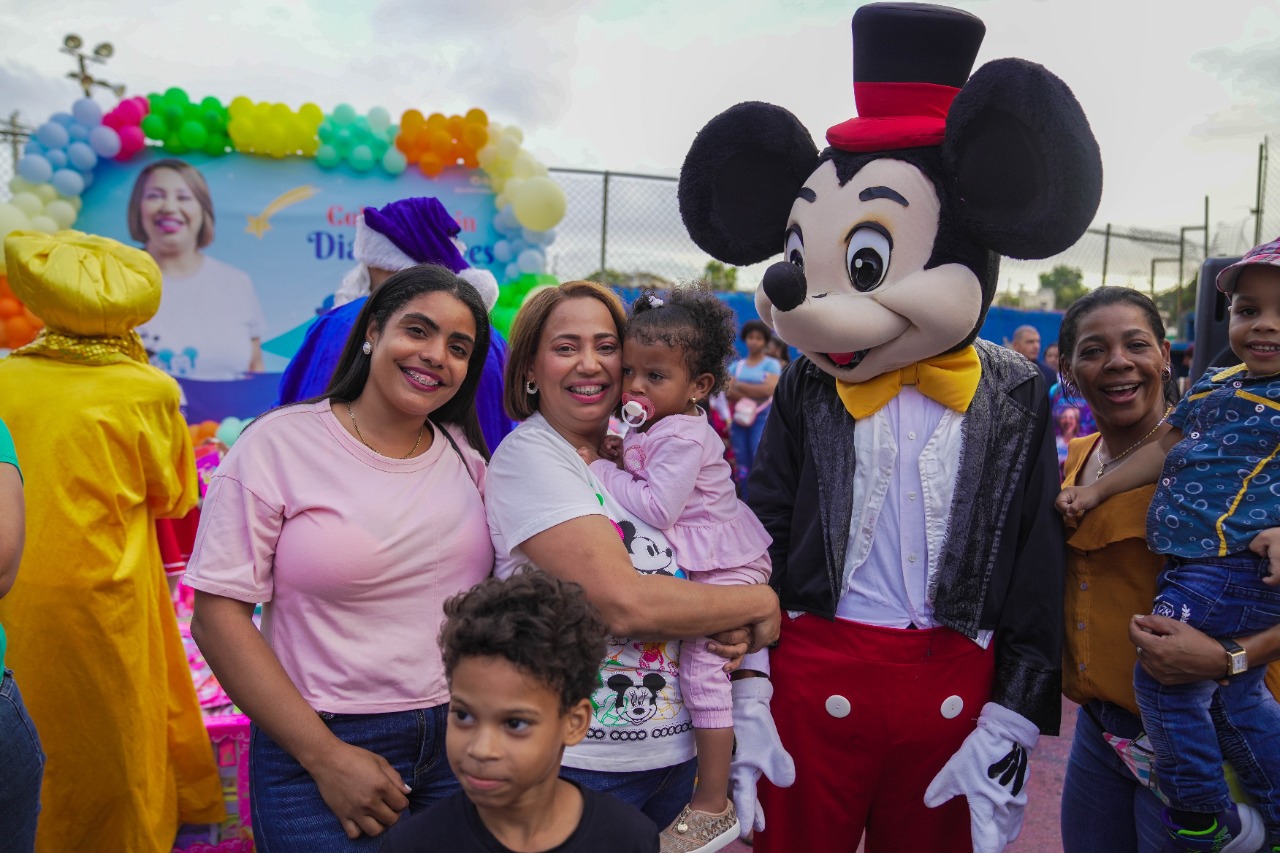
top-left (380, 570), bottom-right (659, 853)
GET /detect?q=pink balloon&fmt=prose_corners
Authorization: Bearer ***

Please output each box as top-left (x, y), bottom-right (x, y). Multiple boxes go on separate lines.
top-left (115, 125), bottom-right (145, 160)
top-left (116, 100), bottom-right (144, 125)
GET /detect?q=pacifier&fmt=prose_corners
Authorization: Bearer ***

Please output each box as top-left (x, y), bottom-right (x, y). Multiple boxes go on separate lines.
top-left (619, 392), bottom-right (655, 429)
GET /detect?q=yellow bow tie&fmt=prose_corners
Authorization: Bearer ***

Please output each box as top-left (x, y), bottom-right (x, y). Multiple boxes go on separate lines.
top-left (835, 346), bottom-right (981, 420)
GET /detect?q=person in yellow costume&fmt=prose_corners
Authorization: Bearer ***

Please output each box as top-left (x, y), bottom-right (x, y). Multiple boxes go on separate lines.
top-left (0, 230), bottom-right (224, 852)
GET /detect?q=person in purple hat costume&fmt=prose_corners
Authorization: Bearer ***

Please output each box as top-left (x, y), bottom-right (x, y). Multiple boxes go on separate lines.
top-left (1057, 236), bottom-right (1280, 851)
top-left (278, 196), bottom-right (514, 450)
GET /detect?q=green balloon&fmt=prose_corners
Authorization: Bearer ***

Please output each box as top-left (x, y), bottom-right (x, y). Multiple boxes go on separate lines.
top-left (164, 86), bottom-right (190, 105)
top-left (140, 113), bottom-right (167, 139)
top-left (199, 95), bottom-right (223, 112)
top-left (203, 134), bottom-right (228, 157)
top-left (179, 121), bottom-right (208, 149)
top-left (163, 133), bottom-right (188, 155)
top-left (348, 144), bottom-right (375, 172)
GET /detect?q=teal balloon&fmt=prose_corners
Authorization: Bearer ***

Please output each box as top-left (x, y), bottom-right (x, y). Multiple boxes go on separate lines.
top-left (348, 144), bottom-right (375, 172)
top-left (315, 144), bottom-right (340, 169)
top-left (215, 417), bottom-right (247, 447)
top-left (331, 103), bottom-right (357, 126)
top-left (381, 148), bottom-right (407, 175)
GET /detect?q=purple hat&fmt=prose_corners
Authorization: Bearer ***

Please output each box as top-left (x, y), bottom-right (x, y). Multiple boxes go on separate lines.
top-left (1216, 235), bottom-right (1280, 293)
top-left (358, 197), bottom-right (468, 274)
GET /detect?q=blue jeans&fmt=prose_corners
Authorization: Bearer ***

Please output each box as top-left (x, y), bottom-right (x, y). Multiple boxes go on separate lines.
top-left (1134, 553), bottom-right (1280, 828)
top-left (731, 411), bottom-right (769, 497)
top-left (559, 757), bottom-right (698, 828)
top-left (1061, 702), bottom-right (1167, 853)
top-left (250, 704), bottom-right (459, 852)
top-left (0, 670), bottom-right (44, 853)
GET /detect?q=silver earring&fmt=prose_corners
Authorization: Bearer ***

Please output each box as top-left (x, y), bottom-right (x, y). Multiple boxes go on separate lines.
top-left (525, 380), bottom-right (538, 395)
top-left (1161, 364), bottom-right (1172, 381)
top-left (362, 341), bottom-right (372, 355)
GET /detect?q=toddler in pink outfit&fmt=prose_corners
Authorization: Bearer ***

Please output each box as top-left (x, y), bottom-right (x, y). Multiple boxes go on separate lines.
top-left (580, 289), bottom-right (771, 852)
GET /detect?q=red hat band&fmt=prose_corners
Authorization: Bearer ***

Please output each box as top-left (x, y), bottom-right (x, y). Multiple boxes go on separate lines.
top-left (826, 81), bottom-right (960, 153)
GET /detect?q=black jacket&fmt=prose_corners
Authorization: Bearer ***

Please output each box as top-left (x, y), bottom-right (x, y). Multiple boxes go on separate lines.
top-left (747, 339), bottom-right (1065, 734)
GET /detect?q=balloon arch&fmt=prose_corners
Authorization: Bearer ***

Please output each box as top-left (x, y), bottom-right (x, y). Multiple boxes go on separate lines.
top-left (0, 89), bottom-right (568, 350)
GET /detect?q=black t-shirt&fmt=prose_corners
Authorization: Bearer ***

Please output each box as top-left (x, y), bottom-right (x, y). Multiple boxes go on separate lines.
top-left (378, 781), bottom-right (659, 853)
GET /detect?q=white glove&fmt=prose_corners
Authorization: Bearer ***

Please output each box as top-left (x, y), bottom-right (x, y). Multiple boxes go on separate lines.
top-left (923, 702), bottom-right (1039, 853)
top-left (729, 677), bottom-right (795, 838)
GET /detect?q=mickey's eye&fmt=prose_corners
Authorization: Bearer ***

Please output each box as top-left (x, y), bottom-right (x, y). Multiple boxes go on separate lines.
top-left (846, 226), bottom-right (891, 292)
top-left (785, 229), bottom-right (804, 270)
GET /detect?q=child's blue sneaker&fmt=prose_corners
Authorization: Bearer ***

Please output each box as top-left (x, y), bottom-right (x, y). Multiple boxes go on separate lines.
top-left (1160, 803), bottom-right (1265, 852)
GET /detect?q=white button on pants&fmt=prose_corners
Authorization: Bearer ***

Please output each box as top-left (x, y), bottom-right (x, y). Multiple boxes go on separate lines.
top-left (825, 694), bottom-right (852, 718)
top-left (940, 695), bottom-right (964, 719)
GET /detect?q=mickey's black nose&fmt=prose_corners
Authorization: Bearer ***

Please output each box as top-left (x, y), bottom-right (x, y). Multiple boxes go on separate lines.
top-left (762, 261), bottom-right (807, 312)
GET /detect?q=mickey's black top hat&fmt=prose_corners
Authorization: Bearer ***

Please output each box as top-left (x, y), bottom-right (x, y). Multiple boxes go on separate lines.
top-left (827, 2), bottom-right (986, 153)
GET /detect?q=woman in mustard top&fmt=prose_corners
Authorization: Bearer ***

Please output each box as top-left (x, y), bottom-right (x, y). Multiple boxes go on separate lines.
top-left (0, 231), bottom-right (223, 852)
top-left (1056, 287), bottom-right (1280, 852)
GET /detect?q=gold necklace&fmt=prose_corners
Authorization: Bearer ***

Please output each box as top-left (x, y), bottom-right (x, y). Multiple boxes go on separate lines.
top-left (346, 402), bottom-right (425, 459)
top-left (1095, 405), bottom-right (1172, 479)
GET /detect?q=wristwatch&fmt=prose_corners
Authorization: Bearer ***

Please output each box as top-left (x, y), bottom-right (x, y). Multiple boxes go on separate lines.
top-left (1219, 638), bottom-right (1248, 677)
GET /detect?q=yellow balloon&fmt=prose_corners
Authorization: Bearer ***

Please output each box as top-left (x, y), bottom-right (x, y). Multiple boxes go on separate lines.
top-left (10, 192), bottom-right (43, 218)
top-left (32, 184), bottom-right (58, 204)
top-left (511, 176), bottom-right (567, 232)
top-left (44, 199), bottom-right (77, 230)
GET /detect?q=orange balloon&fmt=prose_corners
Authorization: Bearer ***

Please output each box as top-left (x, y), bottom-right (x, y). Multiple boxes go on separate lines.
top-left (0, 274), bottom-right (11, 298)
top-left (21, 305), bottom-right (41, 327)
top-left (461, 151), bottom-right (479, 169)
top-left (394, 132), bottom-right (414, 154)
top-left (465, 108), bottom-right (488, 126)
top-left (401, 109), bottom-right (425, 133)
top-left (462, 123), bottom-right (488, 151)
top-left (425, 112), bottom-right (448, 133)
top-left (417, 152), bottom-right (444, 178)
top-left (429, 129), bottom-right (453, 156)
top-left (446, 115), bottom-right (466, 139)
top-left (0, 298), bottom-right (20, 320)
top-left (5, 317), bottom-right (35, 348)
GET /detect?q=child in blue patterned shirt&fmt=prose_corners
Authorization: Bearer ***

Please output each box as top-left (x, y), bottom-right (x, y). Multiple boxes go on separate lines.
top-left (1056, 236), bottom-right (1280, 852)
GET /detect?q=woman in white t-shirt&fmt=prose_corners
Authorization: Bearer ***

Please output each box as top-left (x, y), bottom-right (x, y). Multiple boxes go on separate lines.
top-left (485, 281), bottom-right (781, 829)
top-left (128, 159), bottom-right (267, 379)
top-left (185, 266), bottom-right (495, 851)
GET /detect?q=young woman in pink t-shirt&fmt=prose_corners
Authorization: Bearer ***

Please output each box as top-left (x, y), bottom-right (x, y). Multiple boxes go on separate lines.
top-left (185, 265), bottom-right (496, 851)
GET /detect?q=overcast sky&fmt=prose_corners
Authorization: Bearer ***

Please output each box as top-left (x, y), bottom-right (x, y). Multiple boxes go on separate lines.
top-left (4, 0), bottom-right (1278, 238)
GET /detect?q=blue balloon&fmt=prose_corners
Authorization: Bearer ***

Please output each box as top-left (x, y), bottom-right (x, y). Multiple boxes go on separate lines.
top-left (81, 169), bottom-right (94, 189)
top-left (23, 138), bottom-right (43, 155)
top-left (88, 125), bottom-right (121, 158)
top-left (71, 97), bottom-right (104, 127)
top-left (493, 240), bottom-right (513, 263)
top-left (51, 168), bottom-right (85, 197)
top-left (67, 122), bottom-right (89, 142)
top-left (67, 142), bottom-right (97, 171)
top-left (44, 149), bottom-right (68, 169)
top-left (504, 262), bottom-right (521, 282)
top-left (17, 154), bottom-right (52, 184)
top-left (36, 121), bottom-right (70, 149)
top-left (49, 112), bottom-right (75, 127)
top-left (517, 248), bottom-right (546, 275)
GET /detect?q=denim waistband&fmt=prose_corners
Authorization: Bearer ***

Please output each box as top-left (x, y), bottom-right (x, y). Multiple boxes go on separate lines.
top-left (1083, 699), bottom-right (1144, 740)
top-left (1168, 551), bottom-right (1267, 571)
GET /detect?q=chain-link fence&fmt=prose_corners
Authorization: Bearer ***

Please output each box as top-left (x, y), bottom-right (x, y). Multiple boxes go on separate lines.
top-left (0, 112), bottom-right (31, 202)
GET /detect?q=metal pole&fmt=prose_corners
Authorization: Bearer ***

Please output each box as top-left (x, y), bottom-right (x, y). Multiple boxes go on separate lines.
top-left (1150, 257), bottom-right (1156, 300)
top-left (1176, 231), bottom-right (1185, 337)
top-left (1101, 223), bottom-right (1111, 286)
top-left (1256, 141), bottom-right (1266, 247)
top-left (6, 112), bottom-right (21, 169)
top-left (1203, 196), bottom-right (1209, 260)
top-left (599, 171), bottom-right (609, 278)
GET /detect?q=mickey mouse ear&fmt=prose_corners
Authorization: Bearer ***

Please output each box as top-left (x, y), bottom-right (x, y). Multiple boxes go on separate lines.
top-left (679, 102), bottom-right (820, 266)
top-left (943, 58), bottom-right (1102, 260)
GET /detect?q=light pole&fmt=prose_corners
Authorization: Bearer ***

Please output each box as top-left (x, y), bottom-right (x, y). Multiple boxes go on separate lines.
top-left (1150, 258), bottom-right (1180, 318)
top-left (61, 34), bottom-right (125, 100)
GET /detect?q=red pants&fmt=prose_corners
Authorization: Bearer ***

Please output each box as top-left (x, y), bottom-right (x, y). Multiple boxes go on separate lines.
top-left (755, 614), bottom-right (995, 853)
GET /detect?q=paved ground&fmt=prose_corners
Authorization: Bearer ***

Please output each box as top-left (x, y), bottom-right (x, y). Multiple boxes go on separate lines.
top-left (723, 697), bottom-right (1078, 853)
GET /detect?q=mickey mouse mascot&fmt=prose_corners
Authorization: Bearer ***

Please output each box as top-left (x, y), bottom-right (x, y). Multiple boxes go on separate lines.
top-left (678, 4), bottom-right (1102, 851)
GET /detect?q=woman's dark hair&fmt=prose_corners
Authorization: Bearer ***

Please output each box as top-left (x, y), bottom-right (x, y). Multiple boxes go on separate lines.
top-left (318, 264), bottom-right (492, 458)
top-left (629, 287), bottom-right (737, 395)
top-left (1057, 286), bottom-right (1179, 407)
top-left (440, 569), bottom-right (608, 712)
top-left (740, 319), bottom-right (771, 343)
top-left (127, 159), bottom-right (216, 248)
